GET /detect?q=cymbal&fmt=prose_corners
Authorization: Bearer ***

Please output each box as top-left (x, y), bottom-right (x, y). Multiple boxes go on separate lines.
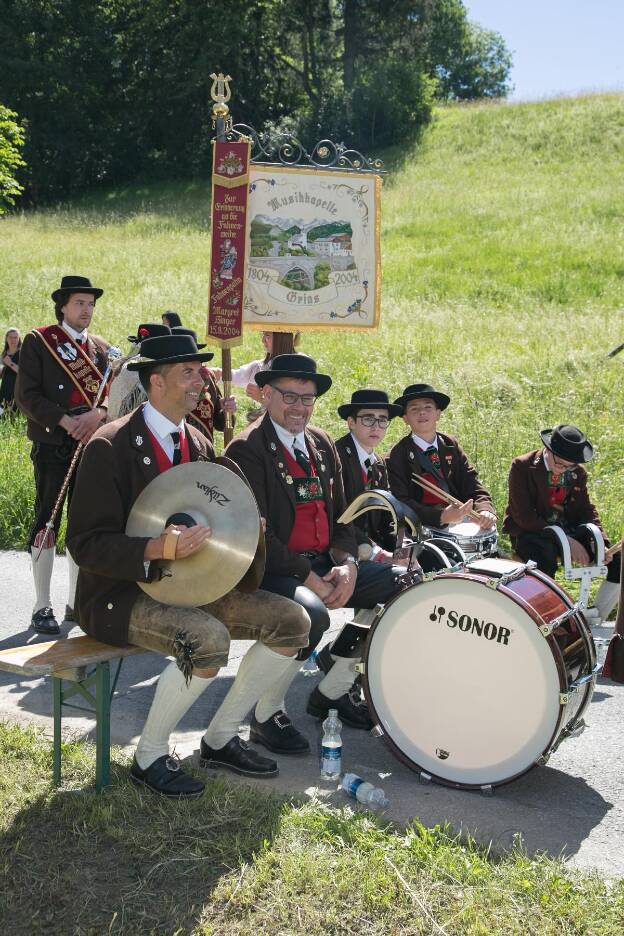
top-left (126, 462), bottom-right (263, 607)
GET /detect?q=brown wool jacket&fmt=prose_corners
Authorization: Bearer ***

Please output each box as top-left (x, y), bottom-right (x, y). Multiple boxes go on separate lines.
top-left (15, 327), bottom-right (110, 445)
top-left (66, 407), bottom-right (213, 645)
top-left (225, 414), bottom-right (357, 580)
top-left (502, 449), bottom-right (602, 542)
top-left (387, 431), bottom-right (494, 528)
top-left (335, 432), bottom-right (394, 551)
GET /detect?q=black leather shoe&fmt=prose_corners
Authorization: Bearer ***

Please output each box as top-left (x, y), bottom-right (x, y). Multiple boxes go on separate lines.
top-left (249, 710), bottom-right (310, 755)
top-left (199, 736), bottom-right (278, 777)
top-left (316, 643), bottom-right (334, 674)
top-left (307, 685), bottom-right (374, 730)
top-left (64, 605), bottom-right (77, 623)
top-left (130, 755), bottom-right (205, 799)
top-left (31, 607), bottom-right (60, 635)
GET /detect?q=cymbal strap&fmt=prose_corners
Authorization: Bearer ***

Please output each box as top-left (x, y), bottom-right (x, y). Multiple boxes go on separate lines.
top-left (162, 530), bottom-right (180, 561)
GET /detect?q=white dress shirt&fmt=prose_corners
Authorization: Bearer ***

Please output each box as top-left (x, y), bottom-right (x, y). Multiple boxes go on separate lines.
top-left (270, 418), bottom-right (309, 457)
top-left (62, 321), bottom-right (88, 343)
top-left (411, 432), bottom-right (439, 451)
top-left (143, 401), bottom-right (185, 461)
top-left (349, 432), bottom-right (378, 471)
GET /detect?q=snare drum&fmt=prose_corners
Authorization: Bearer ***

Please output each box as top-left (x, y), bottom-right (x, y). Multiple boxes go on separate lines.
top-left (362, 558), bottom-right (597, 789)
top-left (422, 519), bottom-right (498, 564)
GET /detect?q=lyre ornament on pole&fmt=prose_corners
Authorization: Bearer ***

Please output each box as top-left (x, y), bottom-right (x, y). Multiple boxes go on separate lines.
top-left (210, 73), bottom-right (233, 126)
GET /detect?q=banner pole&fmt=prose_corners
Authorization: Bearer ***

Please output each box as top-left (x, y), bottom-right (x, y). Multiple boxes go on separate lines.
top-left (213, 103), bottom-right (234, 445)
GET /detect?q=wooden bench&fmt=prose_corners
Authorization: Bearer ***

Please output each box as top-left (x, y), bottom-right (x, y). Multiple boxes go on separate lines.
top-left (0, 636), bottom-right (144, 791)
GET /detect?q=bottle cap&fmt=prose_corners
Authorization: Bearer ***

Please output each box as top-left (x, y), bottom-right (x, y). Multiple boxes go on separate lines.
top-left (328, 708), bottom-right (338, 716)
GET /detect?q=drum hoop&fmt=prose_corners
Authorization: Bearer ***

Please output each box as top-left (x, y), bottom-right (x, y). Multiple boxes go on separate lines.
top-left (361, 571), bottom-right (589, 789)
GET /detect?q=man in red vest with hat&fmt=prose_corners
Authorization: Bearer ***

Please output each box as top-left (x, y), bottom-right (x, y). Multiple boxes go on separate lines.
top-left (226, 355), bottom-right (404, 750)
top-left (67, 333), bottom-right (310, 798)
top-left (503, 424), bottom-right (620, 623)
top-left (15, 275), bottom-right (111, 634)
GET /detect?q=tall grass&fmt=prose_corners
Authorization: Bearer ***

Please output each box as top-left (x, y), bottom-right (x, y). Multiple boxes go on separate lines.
top-left (0, 93), bottom-right (622, 548)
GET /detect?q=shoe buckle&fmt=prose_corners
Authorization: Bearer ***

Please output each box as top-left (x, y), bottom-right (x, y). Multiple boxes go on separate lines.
top-left (273, 712), bottom-right (292, 730)
top-left (165, 756), bottom-right (181, 773)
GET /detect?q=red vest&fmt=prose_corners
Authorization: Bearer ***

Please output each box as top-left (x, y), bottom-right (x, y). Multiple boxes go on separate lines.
top-left (282, 445), bottom-right (330, 554)
top-left (146, 427), bottom-right (190, 474)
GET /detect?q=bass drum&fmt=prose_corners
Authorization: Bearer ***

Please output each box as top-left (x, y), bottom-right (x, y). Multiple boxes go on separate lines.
top-left (362, 558), bottom-right (598, 789)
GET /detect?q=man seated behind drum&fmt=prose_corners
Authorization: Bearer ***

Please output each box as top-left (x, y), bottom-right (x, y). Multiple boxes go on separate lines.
top-left (226, 355), bottom-right (406, 737)
top-left (387, 383), bottom-right (496, 530)
top-left (503, 424), bottom-right (620, 623)
top-left (67, 334), bottom-right (310, 800)
top-left (335, 389), bottom-right (404, 563)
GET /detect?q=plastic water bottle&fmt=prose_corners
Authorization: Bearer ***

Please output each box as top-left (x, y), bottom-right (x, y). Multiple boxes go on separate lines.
top-left (341, 772), bottom-right (389, 807)
top-left (301, 649), bottom-right (319, 677)
top-left (320, 709), bottom-right (342, 780)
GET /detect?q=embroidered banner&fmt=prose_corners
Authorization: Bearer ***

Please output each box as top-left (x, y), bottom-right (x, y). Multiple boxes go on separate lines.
top-left (35, 325), bottom-right (104, 406)
top-left (207, 139), bottom-right (251, 348)
top-left (244, 165), bottom-right (381, 332)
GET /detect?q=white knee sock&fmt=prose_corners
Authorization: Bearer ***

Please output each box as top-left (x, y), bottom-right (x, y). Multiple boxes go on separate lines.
top-left (203, 642), bottom-right (296, 750)
top-left (135, 661), bottom-right (213, 770)
top-left (254, 656), bottom-right (301, 722)
top-left (593, 581), bottom-right (620, 622)
top-left (31, 545), bottom-right (55, 614)
top-left (318, 655), bottom-right (358, 701)
top-left (66, 549), bottom-right (79, 610)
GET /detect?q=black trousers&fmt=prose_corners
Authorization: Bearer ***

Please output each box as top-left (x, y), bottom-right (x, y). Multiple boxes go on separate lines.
top-left (28, 441), bottom-right (78, 550)
top-left (260, 553), bottom-right (403, 660)
top-left (515, 530), bottom-right (621, 583)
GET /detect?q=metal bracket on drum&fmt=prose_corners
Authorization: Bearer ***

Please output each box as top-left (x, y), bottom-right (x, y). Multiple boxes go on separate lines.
top-left (355, 662), bottom-right (365, 675)
top-left (418, 771), bottom-right (432, 785)
top-left (480, 784), bottom-right (494, 796)
top-left (495, 560), bottom-right (537, 587)
top-left (535, 753), bottom-right (550, 767)
top-left (370, 724), bottom-right (385, 738)
top-left (540, 601), bottom-right (583, 637)
top-left (559, 665), bottom-right (600, 705)
top-left (550, 719), bottom-right (587, 754)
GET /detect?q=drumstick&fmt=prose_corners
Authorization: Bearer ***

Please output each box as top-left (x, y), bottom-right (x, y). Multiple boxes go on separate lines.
top-left (410, 473), bottom-right (483, 522)
top-left (605, 539), bottom-right (622, 561)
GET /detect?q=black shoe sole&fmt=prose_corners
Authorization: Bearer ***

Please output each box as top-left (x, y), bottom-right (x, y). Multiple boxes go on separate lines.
top-left (129, 773), bottom-right (205, 799)
top-left (199, 755), bottom-right (279, 778)
top-left (306, 701), bottom-right (373, 731)
top-left (248, 728), bottom-right (310, 756)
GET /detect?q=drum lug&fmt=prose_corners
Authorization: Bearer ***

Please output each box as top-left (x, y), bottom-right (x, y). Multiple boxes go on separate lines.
top-left (480, 784), bottom-right (494, 796)
top-left (370, 724), bottom-right (385, 738)
top-left (418, 771), bottom-right (432, 784)
top-left (536, 753), bottom-right (550, 767)
top-left (543, 603), bottom-right (584, 638)
top-left (497, 560), bottom-right (537, 586)
top-left (354, 662), bottom-right (365, 675)
top-left (559, 692), bottom-right (570, 705)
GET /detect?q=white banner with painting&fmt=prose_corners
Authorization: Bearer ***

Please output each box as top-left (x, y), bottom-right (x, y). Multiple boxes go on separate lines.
top-left (244, 166), bottom-right (381, 331)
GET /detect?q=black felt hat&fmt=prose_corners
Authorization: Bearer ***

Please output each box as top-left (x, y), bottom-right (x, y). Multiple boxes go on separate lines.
top-left (51, 275), bottom-right (103, 303)
top-left (171, 326), bottom-right (207, 349)
top-left (127, 334), bottom-right (214, 370)
top-left (540, 424), bottom-right (593, 463)
top-left (393, 383), bottom-right (450, 412)
top-left (338, 389), bottom-right (402, 420)
top-left (255, 353), bottom-right (332, 396)
top-left (127, 323), bottom-right (171, 344)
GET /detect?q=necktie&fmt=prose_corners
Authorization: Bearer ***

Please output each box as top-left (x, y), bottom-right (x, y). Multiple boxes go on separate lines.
top-left (171, 430), bottom-right (182, 466)
top-left (364, 457), bottom-right (373, 483)
top-left (424, 445), bottom-right (441, 471)
top-left (293, 443), bottom-right (311, 477)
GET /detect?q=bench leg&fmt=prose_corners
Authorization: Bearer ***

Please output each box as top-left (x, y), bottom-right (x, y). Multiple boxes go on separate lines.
top-left (53, 676), bottom-right (62, 786)
top-left (95, 661), bottom-right (111, 792)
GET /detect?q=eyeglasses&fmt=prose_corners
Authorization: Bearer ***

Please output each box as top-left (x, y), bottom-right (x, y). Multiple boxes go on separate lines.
top-left (271, 386), bottom-right (317, 406)
top-left (356, 415), bottom-right (389, 428)
top-left (551, 453), bottom-right (577, 470)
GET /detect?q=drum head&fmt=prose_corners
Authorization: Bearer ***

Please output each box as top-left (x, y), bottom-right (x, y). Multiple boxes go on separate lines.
top-left (365, 575), bottom-right (562, 788)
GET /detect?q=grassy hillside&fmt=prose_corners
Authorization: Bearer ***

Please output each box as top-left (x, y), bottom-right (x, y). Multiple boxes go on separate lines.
top-left (0, 92), bottom-right (623, 548)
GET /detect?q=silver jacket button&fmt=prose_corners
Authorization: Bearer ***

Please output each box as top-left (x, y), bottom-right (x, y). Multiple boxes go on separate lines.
top-left (107, 603), bottom-right (114, 610)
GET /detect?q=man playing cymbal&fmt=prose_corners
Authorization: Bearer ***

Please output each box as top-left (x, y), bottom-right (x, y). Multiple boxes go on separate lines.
top-left (387, 383), bottom-right (496, 531)
top-left (67, 333), bottom-right (310, 799)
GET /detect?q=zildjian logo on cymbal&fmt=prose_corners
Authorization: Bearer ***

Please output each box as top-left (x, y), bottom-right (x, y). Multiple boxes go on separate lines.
top-left (195, 482), bottom-right (231, 506)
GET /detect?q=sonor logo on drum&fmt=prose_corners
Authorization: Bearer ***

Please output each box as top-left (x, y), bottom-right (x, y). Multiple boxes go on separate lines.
top-left (429, 604), bottom-right (512, 646)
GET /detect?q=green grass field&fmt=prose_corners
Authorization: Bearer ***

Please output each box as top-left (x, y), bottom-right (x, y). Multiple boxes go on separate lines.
top-left (1, 722), bottom-right (623, 935)
top-left (1, 92), bottom-right (622, 551)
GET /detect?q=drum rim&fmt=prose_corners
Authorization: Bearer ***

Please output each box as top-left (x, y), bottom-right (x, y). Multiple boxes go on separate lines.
top-left (362, 569), bottom-right (593, 790)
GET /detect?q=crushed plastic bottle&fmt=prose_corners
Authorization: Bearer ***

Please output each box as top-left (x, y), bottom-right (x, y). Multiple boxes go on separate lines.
top-left (301, 648), bottom-right (319, 677)
top-left (341, 772), bottom-right (388, 807)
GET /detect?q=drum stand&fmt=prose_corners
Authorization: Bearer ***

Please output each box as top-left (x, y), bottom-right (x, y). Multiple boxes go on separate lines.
top-left (544, 522), bottom-right (607, 621)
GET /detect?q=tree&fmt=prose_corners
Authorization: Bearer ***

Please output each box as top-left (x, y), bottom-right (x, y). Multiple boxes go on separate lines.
top-left (0, 103), bottom-right (25, 213)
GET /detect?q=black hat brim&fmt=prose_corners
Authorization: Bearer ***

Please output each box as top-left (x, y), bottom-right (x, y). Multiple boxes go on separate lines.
top-left (127, 351), bottom-right (214, 371)
top-left (51, 287), bottom-right (103, 303)
top-left (255, 369), bottom-right (332, 396)
top-left (337, 401), bottom-right (402, 419)
top-left (540, 429), bottom-right (593, 463)
top-left (393, 390), bottom-right (450, 412)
